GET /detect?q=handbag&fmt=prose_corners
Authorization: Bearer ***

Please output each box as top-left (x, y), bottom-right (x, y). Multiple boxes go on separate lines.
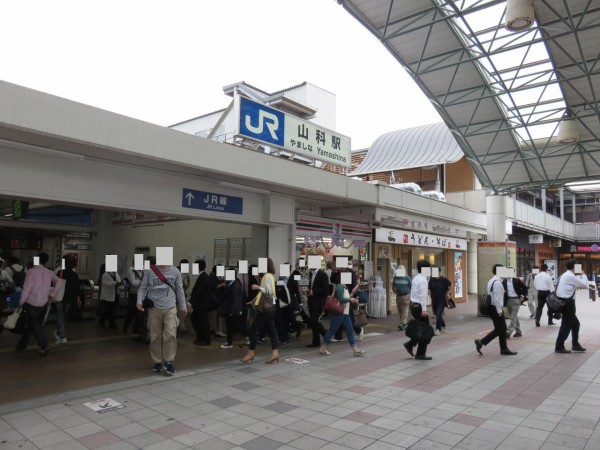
top-left (546, 292), bottom-right (566, 311)
top-left (353, 304), bottom-right (368, 327)
top-left (446, 298), bottom-right (456, 309)
top-left (405, 319), bottom-right (434, 344)
top-left (4, 306), bottom-right (27, 334)
top-left (252, 274), bottom-right (275, 314)
top-left (479, 280), bottom-right (499, 315)
top-left (252, 291), bottom-right (274, 314)
top-left (323, 294), bottom-right (344, 315)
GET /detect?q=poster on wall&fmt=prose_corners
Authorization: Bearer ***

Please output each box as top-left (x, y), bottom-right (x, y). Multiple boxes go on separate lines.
top-left (544, 259), bottom-right (558, 283)
top-left (454, 252), bottom-right (463, 298)
top-left (378, 244), bottom-right (390, 258)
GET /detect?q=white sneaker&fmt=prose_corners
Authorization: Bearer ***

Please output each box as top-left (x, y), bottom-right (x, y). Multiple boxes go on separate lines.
top-left (434, 329), bottom-right (441, 336)
top-left (358, 328), bottom-right (364, 342)
top-left (220, 342), bottom-right (233, 349)
top-left (58, 337), bottom-right (67, 344)
top-left (215, 331), bottom-right (226, 338)
top-left (330, 338), bottom-right (344, 343)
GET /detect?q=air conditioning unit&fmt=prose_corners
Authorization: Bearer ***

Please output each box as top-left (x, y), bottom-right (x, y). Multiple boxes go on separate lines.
top-left (549, 239), bottom-right (562, 247)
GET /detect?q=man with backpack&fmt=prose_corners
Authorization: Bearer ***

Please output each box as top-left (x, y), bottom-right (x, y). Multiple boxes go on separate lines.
top-left (393, 265), bottom-right (411, 331)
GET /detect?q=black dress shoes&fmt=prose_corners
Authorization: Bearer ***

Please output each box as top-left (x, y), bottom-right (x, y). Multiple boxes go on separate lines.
top-left (414, 355), bottom-right (432, 360)
top-left (474, 339), bottom-right (483, 355)
top-left (548, 321), bottom-right (555, 325)
top-left (535, 321), bottom-right (540, 327)
top-left (555, 348), bottom-right (571, 354)
top-left (572, 345), bottom-right (586, 352)
top-left (403, 342), bottom-right (414, 357)
top-left (500, 349), bottom-right (518, 355)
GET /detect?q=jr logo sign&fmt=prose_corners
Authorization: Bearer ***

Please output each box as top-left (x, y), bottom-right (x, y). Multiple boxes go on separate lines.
top-left (239, 97), bottom-right (285, 147)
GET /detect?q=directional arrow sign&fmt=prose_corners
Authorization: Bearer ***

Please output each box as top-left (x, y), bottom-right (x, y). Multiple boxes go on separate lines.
top-left (182, 188), bottom-right (243, 215)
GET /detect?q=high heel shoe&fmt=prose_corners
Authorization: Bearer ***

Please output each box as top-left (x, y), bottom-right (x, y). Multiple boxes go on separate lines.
top-left (265, 355), bottom-right (280, 364)
top-left (240, 354), bottom-right (255, 364)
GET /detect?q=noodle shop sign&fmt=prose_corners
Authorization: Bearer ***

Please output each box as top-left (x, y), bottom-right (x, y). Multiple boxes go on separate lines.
top-left (375, 228), bottom-right (467, 250)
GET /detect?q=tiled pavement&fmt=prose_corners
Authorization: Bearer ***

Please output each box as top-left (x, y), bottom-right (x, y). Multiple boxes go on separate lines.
top-left (2, 298), bottom-right (600, 449)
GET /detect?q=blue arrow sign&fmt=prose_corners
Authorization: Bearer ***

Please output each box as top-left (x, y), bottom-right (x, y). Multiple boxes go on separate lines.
top-left (182, 188), bottom-right (243, 215)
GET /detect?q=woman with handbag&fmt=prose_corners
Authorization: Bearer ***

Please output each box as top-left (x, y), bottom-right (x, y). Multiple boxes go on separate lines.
top-left (319, 272), bottom-right (365, 357)
top-left (240, 258), bottom-right (280, 364)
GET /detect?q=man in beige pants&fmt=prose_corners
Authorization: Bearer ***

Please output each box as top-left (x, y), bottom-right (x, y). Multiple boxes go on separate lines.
top-left (137, 257), bottom-right (187, 375)
top-left (393, 266), bottom-right (412, 330)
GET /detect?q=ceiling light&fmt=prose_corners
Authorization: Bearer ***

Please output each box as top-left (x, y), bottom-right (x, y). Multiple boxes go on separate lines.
top-left (505, 0), bottom-right (535, 31)
top-left (557, 120), bottom-right (580, 144)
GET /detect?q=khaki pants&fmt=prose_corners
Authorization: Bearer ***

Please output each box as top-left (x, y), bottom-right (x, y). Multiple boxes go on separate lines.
top-left (396, 293), bottom-right (411, 325)
top-left (148, 307), bottom-right (179, 363)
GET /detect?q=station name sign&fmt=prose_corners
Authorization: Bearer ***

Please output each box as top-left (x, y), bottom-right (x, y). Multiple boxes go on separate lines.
top-left (234, 96), bottom-right (351, 168)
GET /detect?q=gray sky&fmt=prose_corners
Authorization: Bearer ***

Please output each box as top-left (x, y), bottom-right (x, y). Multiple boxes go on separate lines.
top-left (1, 0), bottom-right (441, 149)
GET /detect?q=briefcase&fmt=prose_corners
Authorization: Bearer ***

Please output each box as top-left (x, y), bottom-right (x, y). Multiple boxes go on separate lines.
top-left (405, 319), bottom-right (434, 344)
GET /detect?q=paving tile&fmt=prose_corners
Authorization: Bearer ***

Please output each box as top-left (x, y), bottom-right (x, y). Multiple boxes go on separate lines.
top-left (287, 434), bottom-right (330, 450)
top-left (263, 401), bottom-right (298, 414)
top-left (77, 430), bottom-right (120, 449)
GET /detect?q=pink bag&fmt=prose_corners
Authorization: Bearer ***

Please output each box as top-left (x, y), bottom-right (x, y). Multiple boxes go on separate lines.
top-left (323, 294), bottom-right (344, 315)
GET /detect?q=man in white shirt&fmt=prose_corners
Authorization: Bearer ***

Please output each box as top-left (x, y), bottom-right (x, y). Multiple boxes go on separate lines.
top-left (475, 264), bottom-right (517, 356)
top-left (555, 259), bottom-right (588, 353)
top-left (403, 260), bottom-right (433, 360)
top-left (533, 263), bottom-right (555, 327)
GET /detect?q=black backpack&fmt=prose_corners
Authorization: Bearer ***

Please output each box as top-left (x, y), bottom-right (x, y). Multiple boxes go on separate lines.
top-left (10, 265), bottom-right (26, 288)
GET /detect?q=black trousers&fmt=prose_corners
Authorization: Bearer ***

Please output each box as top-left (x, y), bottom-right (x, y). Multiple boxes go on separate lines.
top-left (191, 308), bottom-right (212, 344)
top-left (99, 300), bottom-right (117, 327)
top-left (556, 298), bottom-right (580, 350)
top-left (248, 310), bottom-right (278, 350)
top-left (123, 293), bottom-right (141, 332)
top-left (225, 313), bottom-right (248, 345)
top-left (535, 290), bottom-right (553, 323)
top-left (307, 297), bottom-right (327, 346)
top-left (17, 304), bottom-right (49, 350)
top-left (407, 304), bottom-right (429, 357)
top-left (481, 306), bottom-right (508, 351)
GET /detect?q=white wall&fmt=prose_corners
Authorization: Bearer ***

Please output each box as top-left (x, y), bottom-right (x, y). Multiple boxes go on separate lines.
top-left (94, 211), bottom-right (266, 277)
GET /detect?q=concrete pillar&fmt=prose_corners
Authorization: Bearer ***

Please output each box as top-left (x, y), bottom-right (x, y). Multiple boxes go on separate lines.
top-left (560, 188), bottom-right (564, 220)
top-left (572, 194), bottom-right (577, 224)
top-left (267, 225), bottom-right (293, 276)
top-left (486, 195), bottom-right (508, 241)
top-left (467, 238), bottom-right (478, 294)
top-left (541, 189), bottom-right (546, 213)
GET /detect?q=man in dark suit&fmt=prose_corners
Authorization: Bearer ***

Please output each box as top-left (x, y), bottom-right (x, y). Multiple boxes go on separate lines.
top-left (306, 266), bottom-right (328, 348)
top-left (190, 260), bottom-right (212, 346)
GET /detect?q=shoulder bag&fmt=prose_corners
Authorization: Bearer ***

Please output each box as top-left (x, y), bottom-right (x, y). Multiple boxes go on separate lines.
top-left (252, 274), bottom-right (275, 314)
top-left (479, 280), bottom-right (498, 315)
top-left (323, 289), bottom-right (344, 315)
top-left (546, 276), bottom-right (568, 312)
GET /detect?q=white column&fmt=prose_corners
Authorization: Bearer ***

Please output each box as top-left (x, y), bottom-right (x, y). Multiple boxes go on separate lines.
top-left (572, 194), bottom-right (577, 223)
top-left (486, 195), bottom-right (508, 241)
top-left (560, 188), bottom-right (564, 220)
top-left (267, 225), bottom-right (293, 276)
top-left (467, 238), bottom-right (478, 294)
top-left (541, 189), bottom-right (546, 213)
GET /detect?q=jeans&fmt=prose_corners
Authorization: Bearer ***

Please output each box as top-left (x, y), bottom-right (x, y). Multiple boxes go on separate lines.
top-left (17, 304), bottom-right (49, 350)
top-left (54, 301), bottom-right (72, 339)
top-left (323, 313), bottom-right (356, 347)
top-left (433, 299), bottom-right (446, 331)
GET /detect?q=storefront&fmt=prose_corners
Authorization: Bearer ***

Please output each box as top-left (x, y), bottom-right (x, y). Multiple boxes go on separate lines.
top-left (374, 227), bottom-right (468, 312)
top-left (295, 214), bottom-right (372, 272)
top-left (559, 242), bottom-right (600, 278)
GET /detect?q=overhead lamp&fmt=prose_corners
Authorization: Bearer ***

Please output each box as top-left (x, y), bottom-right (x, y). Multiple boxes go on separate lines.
top-left (557, 119), bottom-right (580, 144)
top-left (505, 0), bottom-right (535, 31)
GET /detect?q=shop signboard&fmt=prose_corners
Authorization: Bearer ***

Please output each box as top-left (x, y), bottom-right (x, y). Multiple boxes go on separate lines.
top-left (234, 96), bottom-right (351, 168)
top-left (374, 227), bottom-right (467, 250)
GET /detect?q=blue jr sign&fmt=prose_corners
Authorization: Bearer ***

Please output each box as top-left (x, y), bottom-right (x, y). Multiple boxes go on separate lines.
top-left (182, 189), bottom-right (243, 215)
